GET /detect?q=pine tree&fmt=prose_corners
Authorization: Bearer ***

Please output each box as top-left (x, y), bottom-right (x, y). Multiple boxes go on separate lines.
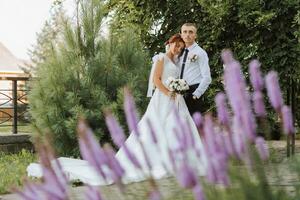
top-left (29, 0), bottom-right (150, 156)
top-left (25, 1), bottom-right (66, 75)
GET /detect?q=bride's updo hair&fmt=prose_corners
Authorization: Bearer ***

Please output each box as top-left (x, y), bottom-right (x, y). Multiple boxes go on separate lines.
top-left (165, 33), bottom-right (185, 57)
top-left (165, 33), bottom-right (185, 46)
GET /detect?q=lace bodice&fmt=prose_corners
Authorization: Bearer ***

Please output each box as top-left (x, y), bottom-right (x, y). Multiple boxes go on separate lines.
top-left (147, 53), bottom-right (180, 97)
top-left (160, 54), bottom-right (179, 87)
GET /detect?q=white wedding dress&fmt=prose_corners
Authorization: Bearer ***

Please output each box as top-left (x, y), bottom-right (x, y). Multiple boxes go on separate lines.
top-left (27, 53), bottom-right (207, 185)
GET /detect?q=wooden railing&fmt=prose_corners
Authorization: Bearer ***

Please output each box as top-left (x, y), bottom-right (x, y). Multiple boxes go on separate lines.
top-left (0, 76), bottom-right (30, 134)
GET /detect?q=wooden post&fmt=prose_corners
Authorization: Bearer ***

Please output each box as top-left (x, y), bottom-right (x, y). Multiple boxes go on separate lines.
top-left (12, 80), bottom-right (18, 134)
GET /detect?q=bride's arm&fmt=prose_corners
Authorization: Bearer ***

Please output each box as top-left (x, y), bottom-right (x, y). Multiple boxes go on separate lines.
top-left (153, 59), bottom-right (171, 96)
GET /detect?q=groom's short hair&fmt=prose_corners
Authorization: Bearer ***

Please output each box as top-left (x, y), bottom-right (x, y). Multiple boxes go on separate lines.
top-left (182, 23), bottom-right (197, 31)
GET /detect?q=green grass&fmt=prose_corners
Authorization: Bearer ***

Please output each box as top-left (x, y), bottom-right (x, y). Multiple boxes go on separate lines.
top-left (0, 149), bottom-right (36, 194)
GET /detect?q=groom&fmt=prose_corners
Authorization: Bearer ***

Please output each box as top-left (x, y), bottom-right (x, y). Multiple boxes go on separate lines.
top-left (178, 23), bottom-right (212, 115)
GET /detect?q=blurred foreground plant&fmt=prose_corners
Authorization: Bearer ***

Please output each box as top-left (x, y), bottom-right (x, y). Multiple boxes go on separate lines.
top-left (17, 50), bottom-right (298, 200)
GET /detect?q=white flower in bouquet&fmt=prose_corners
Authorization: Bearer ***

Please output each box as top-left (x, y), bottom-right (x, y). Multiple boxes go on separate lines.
top-left (184, 84), bottom-right (189, 90)
top-left (179, 79), bottom-right (186, 84)
top-left (169, 84), bottom-right (175, 92)
top-left (166, 77), bottom-right (189, 94)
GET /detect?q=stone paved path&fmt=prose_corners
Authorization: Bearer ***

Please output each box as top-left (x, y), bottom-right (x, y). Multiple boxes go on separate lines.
top-left (1, 140), bottom-right (300, 200)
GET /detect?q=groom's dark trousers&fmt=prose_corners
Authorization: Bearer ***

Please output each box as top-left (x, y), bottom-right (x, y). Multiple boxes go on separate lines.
top-left (183, 83), bottom-right (205, 116)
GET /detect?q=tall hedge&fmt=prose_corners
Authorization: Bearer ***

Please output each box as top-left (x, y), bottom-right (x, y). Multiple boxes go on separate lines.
top-left (109, 0), bottom-right (300, 131)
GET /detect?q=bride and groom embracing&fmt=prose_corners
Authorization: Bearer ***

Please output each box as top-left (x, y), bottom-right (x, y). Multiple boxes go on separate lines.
top-left (148, 22), bottom-right (211, 115)
top-left (27, 23), bottom-right (212, 185)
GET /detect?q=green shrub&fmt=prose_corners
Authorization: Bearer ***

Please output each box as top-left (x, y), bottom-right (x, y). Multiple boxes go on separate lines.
top-left (29, 0), bottom-right (150, 156)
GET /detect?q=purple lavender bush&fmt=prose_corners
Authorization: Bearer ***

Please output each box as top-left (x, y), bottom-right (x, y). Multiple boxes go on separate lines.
top-left (16, 50), bottom-right (298, 200)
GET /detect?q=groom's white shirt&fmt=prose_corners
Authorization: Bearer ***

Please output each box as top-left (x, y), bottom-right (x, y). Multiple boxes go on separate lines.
top-left (177, 42), bottom-right (211, 98)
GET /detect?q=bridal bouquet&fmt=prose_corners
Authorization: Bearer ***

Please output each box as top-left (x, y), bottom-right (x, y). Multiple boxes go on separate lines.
top-left (166, 77), bottom-right (189, 94)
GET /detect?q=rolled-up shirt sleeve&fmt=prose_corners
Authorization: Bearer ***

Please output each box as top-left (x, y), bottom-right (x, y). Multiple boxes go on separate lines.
top-left (193, 51), bottom-right (212, 98)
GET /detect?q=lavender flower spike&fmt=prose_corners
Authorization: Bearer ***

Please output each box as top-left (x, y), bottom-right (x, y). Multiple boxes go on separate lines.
top-left (124, 87), bottom-right (140, 136)
top-left (146, 118), bottom-right (158, 144)
top-left (15, 181), bottom-right (42, 200)
top-left (255, 137), bottom-right (269, 161)
top-left (249, 59), bottom-right (264, 91)
top-left (193, 112), bottom-right (203, 128)
top-left (104, 110), bottom-right (141, 169)
top-left (193, 112), bottom-right (204, 138)
top-left (224, 60), bottom-right (257, 142)
top-left (265, 71), bottom-right (283, 112)
top-left (203, 114), bottom-right (218, 156)
top-left (215, 92), bottom-right (230, 126)
top-left (77, 120), bottom-right (109, 180)
top-left (281, 105), bottom-right (295, 135)
top-left (122, 145), bottom-right (142, 169)
top-left (35, 139), bottom-right (68, 200)
top-left (232, 116), bottom-right (247, 160)
top-left (103, 144), bottom-right (125, 183)
top-left (252, 91), bottom-right (266, 117)
top-left (105, 110), bottom-right (126, 148)
top-left (176, 162), bottom-right (198, 189)
top-left (193, 184), bottom-right (206, 200)
top-left (148, 188), bottom-right (162, 200)
top-left (221, 49), bottom-right (234, 65)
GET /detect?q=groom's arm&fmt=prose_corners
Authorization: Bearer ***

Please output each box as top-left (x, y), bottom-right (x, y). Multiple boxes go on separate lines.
top-left (192, 51), bottom-right (212, 98)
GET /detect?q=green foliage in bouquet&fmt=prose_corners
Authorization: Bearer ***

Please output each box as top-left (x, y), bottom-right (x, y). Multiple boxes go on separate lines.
top-left (29, 0), bottom-right (150, 156)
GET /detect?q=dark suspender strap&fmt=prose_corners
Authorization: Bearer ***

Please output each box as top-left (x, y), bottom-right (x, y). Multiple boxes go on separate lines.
top-left (180, 49), bottom-right (189, 79)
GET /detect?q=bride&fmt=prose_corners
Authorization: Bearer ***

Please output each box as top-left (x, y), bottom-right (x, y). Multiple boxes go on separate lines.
top-left (27, 34), bottom-right (207, 185)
